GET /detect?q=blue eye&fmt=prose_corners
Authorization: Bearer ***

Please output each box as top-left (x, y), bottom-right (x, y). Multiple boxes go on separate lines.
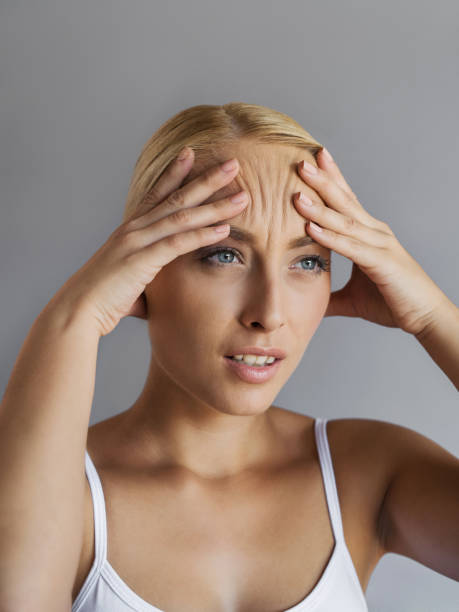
top-left (201, 247), bottom-right (330, 275)
top-left (203, 247), bottom-right (242, 266)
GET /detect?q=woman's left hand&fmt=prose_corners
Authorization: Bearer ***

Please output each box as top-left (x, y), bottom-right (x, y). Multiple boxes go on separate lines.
top-left (293, 148), bottom-right (448, 336)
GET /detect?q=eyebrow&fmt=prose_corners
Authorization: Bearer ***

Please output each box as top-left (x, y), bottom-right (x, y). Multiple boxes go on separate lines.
top-left (207, 223), bottom-right (318, 248)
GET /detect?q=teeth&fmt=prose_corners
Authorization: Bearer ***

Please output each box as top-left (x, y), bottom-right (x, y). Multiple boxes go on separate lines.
top-left (231, 354), bottom-right (276, 366)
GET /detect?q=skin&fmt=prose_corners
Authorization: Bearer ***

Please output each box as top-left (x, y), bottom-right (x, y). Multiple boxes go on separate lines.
top-left (118, 141), bottom-right (332, 480)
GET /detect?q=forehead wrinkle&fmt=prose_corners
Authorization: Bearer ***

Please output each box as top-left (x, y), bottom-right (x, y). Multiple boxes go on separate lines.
top-left (238, 156), bottom-right (303, 241)
top-left (208, 156), bottom-right (309, 250)
top-left (190, 143), bottom-right (324, 249)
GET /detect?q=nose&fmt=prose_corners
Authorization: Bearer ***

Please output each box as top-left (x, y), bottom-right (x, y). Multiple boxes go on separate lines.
top-left (239, 276), bottom-right (286, 332)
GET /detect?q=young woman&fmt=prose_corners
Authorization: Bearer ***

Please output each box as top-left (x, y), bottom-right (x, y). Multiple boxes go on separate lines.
top-left (1, 103), bottom-right (458, 612)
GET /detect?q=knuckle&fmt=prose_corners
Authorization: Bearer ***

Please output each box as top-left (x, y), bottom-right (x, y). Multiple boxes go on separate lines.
top-left (121, 219), bottom-right (138, 233)
top-left (139, 184), bottom-right (163, 212)
top-left (173, 207), bottom-right (193, 225)
top-left (343, 215), bottom-right (357, 232)
top-left (379, 220), bottom-right (394, 235)
top-left (166, 230), bottom-right (186, 250)
top-left (381, 232), bottom-right (398, 249)
top-left (167, 188), bottom-right (186, 208)
top-left (116, 227), bottom-right (142, 250)
top-left (145, 183), bottom-right (161, 204)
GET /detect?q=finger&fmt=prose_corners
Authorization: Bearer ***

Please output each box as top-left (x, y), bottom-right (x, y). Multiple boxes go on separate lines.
top-left (298, 160), bottom-right (386, 230)
top-left (164, 158), bottom-right (241, 210)
top-left (130, 158), bottom-right (242, 230)
top-left (324, 286), bottom-right (357, 319)
top-left (126, 189), bottom-right (248, 240)
top-left (304, 218), bottom-right (390, 273)
top-left (293, 191), bottom-right (390, 248)
top-left (316, 147), bottom-right (355, 197)
top-left (133, 220), bottom-right (234, 272)
top-left (130, 147), bottom-right (196, 221)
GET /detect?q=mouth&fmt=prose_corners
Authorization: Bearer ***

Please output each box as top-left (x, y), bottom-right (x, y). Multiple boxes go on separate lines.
top-left (224, 355), bottom-right (280, 367)
top-left (223, 355), bottom-right (283, 384)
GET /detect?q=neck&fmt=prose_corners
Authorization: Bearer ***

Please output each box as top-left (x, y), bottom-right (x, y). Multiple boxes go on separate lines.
top-left (120, 358), bottom-right (280, 480)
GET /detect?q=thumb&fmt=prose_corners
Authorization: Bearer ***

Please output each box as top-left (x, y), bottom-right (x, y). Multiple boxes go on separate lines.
top-left (127, 292), bottom-right (149, 320)
top-left (324, 285), bottom-right (356, 318)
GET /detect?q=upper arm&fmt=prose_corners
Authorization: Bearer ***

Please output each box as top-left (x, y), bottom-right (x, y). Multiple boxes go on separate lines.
top-left (378, 421), bottom-right (459, 581)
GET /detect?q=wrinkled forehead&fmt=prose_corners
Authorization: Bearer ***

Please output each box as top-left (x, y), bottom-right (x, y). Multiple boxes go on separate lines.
top-left (183, 141), bottom-right (315, 192)
top-left (182, 142), bottom-right (324, 242)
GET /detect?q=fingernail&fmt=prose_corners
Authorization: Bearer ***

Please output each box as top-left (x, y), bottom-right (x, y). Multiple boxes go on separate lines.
top-left (309, 221), bottom-right (323, 232)
top-left (221, 158), bottom-right (238, 173)
top-left (301, 160), bottom-right (318, 175)
top-left (322, 148), bottom-right (333, 163)
top-left (230, 190), bottom-right (248, 204)
top-left (177, 147), bottom-right (190, 161)
top-left (297, 192), bottom-right (313, 206)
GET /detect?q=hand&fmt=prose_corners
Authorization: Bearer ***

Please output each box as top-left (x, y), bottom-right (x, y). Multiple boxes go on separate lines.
top-left (292, 148), bottom-right (448, 336)
top-left (48, 149), bottom-right (248, 337)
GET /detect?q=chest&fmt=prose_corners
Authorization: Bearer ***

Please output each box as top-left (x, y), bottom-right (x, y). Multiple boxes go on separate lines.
top-left (75, 444), bottom-right (384, 612)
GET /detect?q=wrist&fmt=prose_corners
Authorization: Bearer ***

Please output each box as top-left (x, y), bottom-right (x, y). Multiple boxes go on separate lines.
top-left (37, 290), bottom-right (101, 340)
top-left (414, 295), bottom-right (459, 391)
top-left (415, 295), bottom-right (458, 342)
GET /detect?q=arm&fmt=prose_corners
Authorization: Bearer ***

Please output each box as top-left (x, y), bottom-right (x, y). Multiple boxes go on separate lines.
top-left (0, 299), bottom-right (100, 611)
top-left (378, 420), bottom-right (459, 582)
top-left (376, 297), bottom-right (459, 579)
top-left (414, 295), bottom-right (459, 392)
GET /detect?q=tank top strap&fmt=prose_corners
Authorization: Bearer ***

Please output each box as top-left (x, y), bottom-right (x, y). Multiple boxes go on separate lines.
top-left (84, 449), bottom-right (108, 568)
top-left (314, 418), bottom-right (345, 544)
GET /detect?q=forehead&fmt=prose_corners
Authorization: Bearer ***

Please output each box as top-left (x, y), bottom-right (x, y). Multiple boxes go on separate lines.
top-left (185, 142), bottom-right (318, 205)
top-left (184, 141), bottom-right (313, 187)
top-left (182, 141), bottom-right (327, 249)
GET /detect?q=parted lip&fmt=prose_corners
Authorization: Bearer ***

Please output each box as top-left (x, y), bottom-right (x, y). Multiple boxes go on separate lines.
top-left (225, 347), bottom-right (287, 360)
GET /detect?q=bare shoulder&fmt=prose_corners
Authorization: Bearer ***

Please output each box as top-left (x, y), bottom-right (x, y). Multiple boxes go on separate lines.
top-left (270, 406), bottom-right (402, 492)
top-left (324, 415), bottom-right (415, 488)
top-left (271, 404), bottom-right (403, 460)
top-left (326, 415), bottom-right (455, 470)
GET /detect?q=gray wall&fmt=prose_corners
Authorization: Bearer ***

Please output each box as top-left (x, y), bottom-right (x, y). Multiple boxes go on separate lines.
top-left (1, 1), bottom-right (458, 610)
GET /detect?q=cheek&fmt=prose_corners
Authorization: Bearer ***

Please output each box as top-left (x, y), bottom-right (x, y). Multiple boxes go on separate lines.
top-left (290, 282), bottom-right (330, 335)
top-left (147, 273), bottom-right (229, 356)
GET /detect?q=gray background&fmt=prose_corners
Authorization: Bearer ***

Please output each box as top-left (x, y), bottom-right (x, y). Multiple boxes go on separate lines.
top-left (1, 0), bottom-right (458, 610)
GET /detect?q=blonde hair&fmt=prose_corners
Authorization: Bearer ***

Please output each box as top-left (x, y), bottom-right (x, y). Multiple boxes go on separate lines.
top-left (122, 102), bottom-right (324, 223)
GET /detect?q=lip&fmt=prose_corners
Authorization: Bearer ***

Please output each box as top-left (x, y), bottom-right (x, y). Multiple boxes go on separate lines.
top-left (224, 346), bottom-right (287, 360)
top-left (223, 355), bottom-right (282, 383)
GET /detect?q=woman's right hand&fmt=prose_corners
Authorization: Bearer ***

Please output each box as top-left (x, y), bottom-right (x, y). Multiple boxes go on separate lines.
top-left (47, 149), bottom-right (248, 337)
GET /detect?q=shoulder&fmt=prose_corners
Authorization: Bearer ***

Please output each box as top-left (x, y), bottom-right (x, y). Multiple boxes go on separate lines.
top-left (326, 415), bottom-right (453, 470)
top-left (270, 407), bottom-right (403, 488)
top-left (324, 415), bottom-right (432, 485)
top-left (272, 406), bottom-right (411, 460)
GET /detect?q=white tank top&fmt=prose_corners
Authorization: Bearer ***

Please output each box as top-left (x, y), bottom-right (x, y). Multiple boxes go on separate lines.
top-left (72, 418), bottom-right (368, 611)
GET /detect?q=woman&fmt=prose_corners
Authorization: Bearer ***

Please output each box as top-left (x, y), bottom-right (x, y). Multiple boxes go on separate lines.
top-left (1, 102), bottom-right (458, 612)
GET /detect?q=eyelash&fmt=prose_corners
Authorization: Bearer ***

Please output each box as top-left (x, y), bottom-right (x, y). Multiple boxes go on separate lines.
top-left (201, 247), bottom-right (330, 276)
